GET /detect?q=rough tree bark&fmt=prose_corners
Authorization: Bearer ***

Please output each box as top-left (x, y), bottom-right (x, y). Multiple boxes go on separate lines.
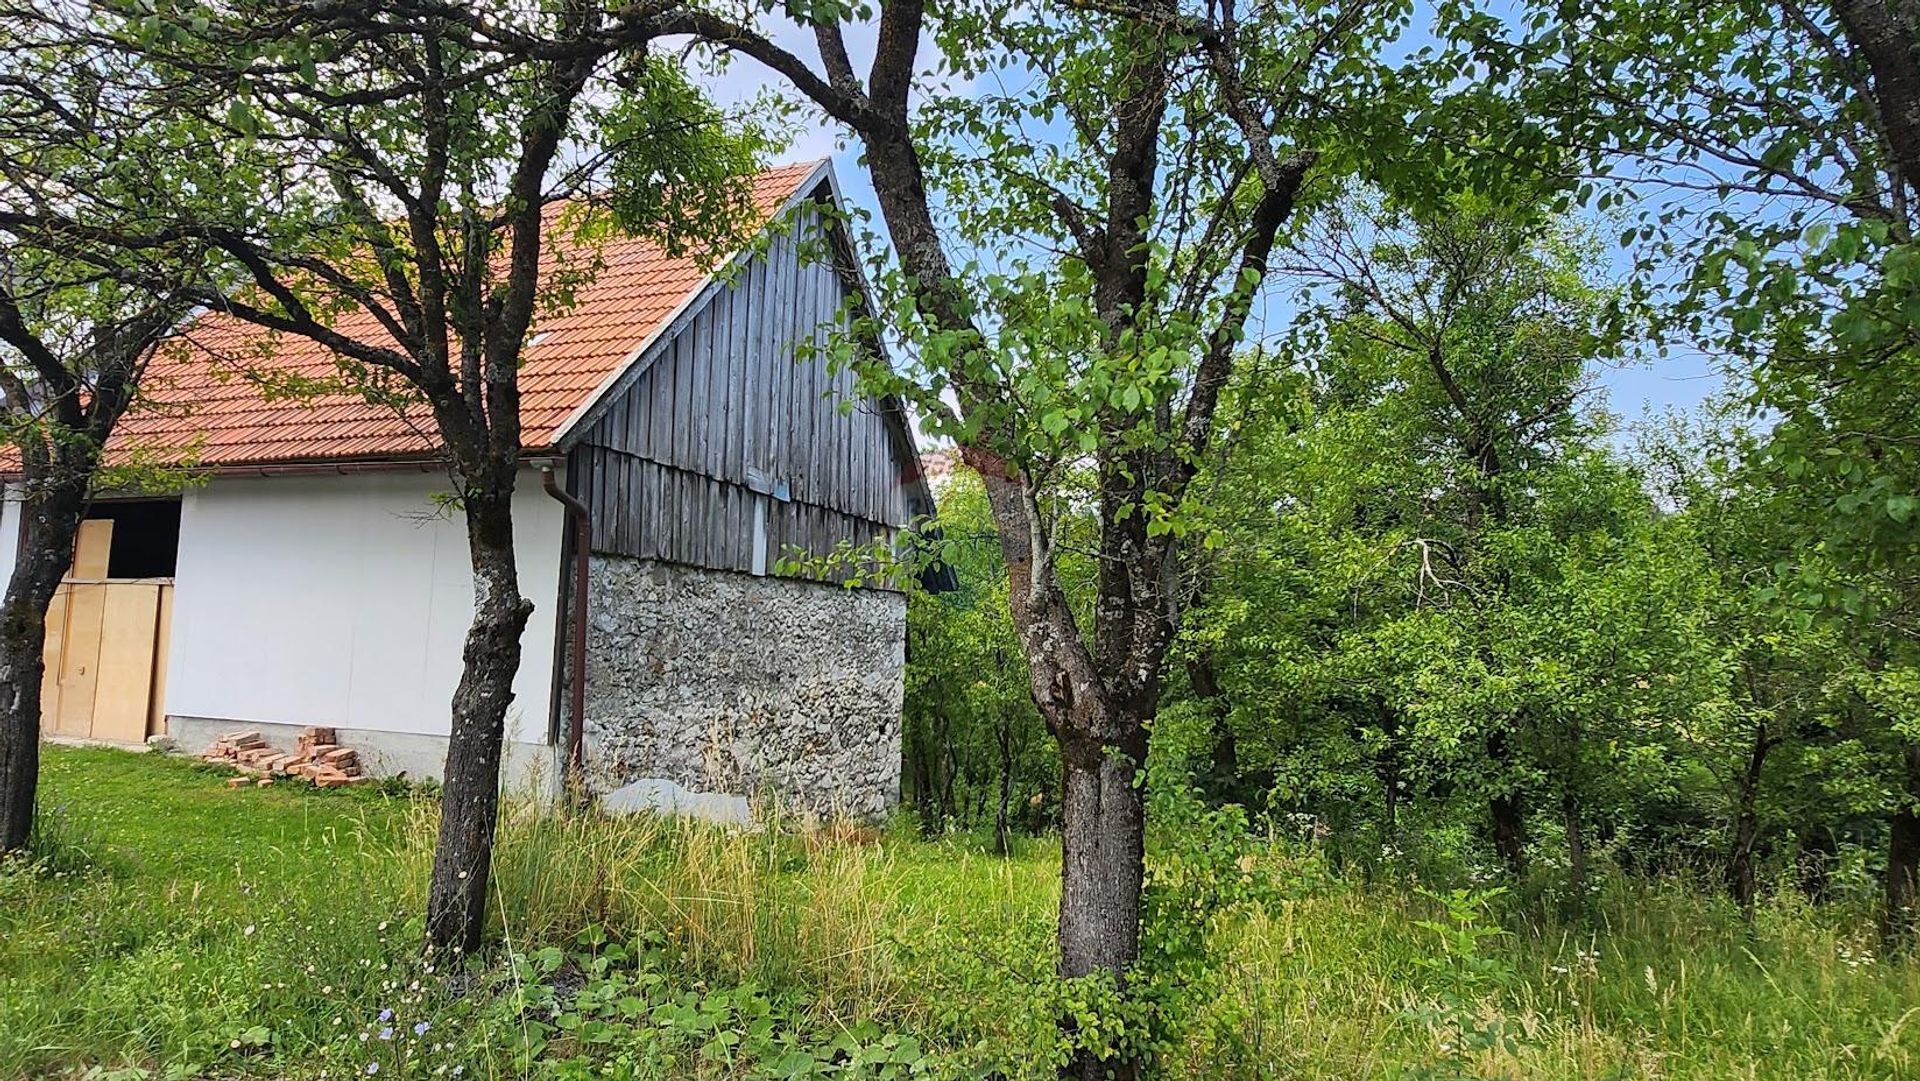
top-left (425, 484), bottom-right (534, 952)
top-left (0, 283), bottom-right (172, 856)
top-left (1727, 719), bottom-right (1776, 921)
top-left (0, 476), bottom-right (89, 853)
top-left (662, 4), bottom-right (1314, 1074)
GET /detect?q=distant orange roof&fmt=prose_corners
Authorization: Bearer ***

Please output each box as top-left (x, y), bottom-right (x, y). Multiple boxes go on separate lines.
top-left (116, 160), bottom-right (826, 469)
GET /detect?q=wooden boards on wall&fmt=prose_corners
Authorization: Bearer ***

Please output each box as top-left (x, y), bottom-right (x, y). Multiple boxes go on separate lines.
top-left (37, 518), bottom-right (175, 745)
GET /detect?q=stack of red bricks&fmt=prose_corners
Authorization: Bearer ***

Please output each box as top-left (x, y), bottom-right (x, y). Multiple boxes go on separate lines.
top-left (203, 726), bottom-right (371, 789)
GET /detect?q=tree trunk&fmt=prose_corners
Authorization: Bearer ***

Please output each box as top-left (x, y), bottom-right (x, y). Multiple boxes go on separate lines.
top-left (0, 478), bottom-right (89, 854)
top-left (1491, 791), bottom-right (1529, 877)
top-left (907, 715), bottom-right (938, 837)
top-left (1186, 650), bottom-right (1240, 805)
top-left (425, 487), bottom-right (534, 954)
top-left (1380, 749), bottom-right (1402, 842)
top-left (1727, 721), bottom-right (1773, 921)
top-left (1057, 723), bottom-right (1148, 1081)
top-left (1562, 786), bottom-right (1588, 914)
top-left (1883, 743), bottom-right (1920, 947)
top-left (1374, 701), bottom-right (1404, 849)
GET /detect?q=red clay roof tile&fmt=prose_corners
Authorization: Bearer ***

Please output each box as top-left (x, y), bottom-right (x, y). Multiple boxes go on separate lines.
top-left (113, 161), bottom-right (824, 470)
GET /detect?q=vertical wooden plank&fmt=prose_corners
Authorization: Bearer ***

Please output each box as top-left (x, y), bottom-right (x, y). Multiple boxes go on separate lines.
top-left (695, 299), bottom-right (718, 481)
top-left (91, 583), bottom-right (161, 744)
top-left (769, 233), bottom-right (793, 481)
top-left (741, 259), bottom-right (763, 473)
top-left (39, 585), bottom-right (68, 735)
top-left (615, 452), bottom-right (633, 555)
top-left (729, 277), bottom-right (752, 480)
top-left (640, 460), bottom-right (657, 561)
top-left (822, 254), bottom-right (840, 509)
top-left (707, 286), bottom-right (725, 479)
top-left (750, 238), bottom-right (774, 479)
top-left (55, 582), bottom-right (106, 738)
top-left (717, 287), bottom-right (740, 483)
top-left (658, 464), bottom-right (673, 564)
top-left (148, 583), bottom-right (172, 737)
top-left (613, 385), bottom-right (634, 460)
top-left (793, 236), bottom-right (817, 507)
top-left (682, 470), bottom-right (697, 568)
top-left (72, 518), bottom-right (112, 579)
top-left (759, 235), bottom-right (782, 482)
top-left (681, 335), bottom-right (699, 472)
top-left (724, 485), bottom-right (741, 571)
top-left (636, 458), bottom-right (652, 560)
top-left (631, 365), bottom-right (653, 456)
top-left (650, 339), bottom-right (675, 469)
top-left (698, 480), bottom-right (714, 571)
top-left (867, 398), bottom-right (883, 523)
top-left (791, 232), bottom-right (809, 498)
top-left (597, 447), bottom-right (615, 554)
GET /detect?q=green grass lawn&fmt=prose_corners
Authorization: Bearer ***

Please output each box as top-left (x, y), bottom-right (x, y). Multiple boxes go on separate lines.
top-left (4, 747), bottom-right (415, 1075)
top-left (4, 745), bottom-right (1919, 1080)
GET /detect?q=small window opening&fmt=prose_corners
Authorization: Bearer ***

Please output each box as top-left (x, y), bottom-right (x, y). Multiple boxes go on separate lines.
top-left (85, 499), bottom-right (182, 579)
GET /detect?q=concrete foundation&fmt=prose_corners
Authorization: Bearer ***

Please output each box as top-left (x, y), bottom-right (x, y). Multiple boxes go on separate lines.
top-left (166, 714), bottom-right (561, 797)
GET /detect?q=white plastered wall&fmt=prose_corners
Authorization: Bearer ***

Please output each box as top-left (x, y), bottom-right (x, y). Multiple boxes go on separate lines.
top-left (163, 468), bottom-right (565, 748)
top-left (0, 482), bottom-right (20, 588)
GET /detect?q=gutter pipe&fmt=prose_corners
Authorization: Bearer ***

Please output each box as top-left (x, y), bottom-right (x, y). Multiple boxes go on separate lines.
top-left (539, 464), bottom-right (590, 793)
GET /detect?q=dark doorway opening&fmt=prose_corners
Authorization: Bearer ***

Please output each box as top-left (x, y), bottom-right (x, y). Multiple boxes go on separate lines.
top-left (86, 499), bottom-right (182, 579)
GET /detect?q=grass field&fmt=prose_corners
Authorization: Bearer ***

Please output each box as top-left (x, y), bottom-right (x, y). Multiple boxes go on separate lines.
top-left (4, 745), bottom-right (1919, 1079)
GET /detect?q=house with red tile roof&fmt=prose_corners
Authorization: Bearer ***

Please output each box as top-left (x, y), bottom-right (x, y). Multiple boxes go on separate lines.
top-left (9, 160), bottom-right (933, 818)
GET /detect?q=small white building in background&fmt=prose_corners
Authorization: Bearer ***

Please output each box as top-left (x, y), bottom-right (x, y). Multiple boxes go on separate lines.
top-left (12, 160), bottom-right (938, 818)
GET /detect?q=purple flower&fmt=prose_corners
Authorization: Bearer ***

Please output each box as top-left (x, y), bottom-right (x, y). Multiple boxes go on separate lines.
top-left (378, 1027), bottom-right (394, 1041)
top-left (413, 1022), bottom-right (430, 1036)
top-left (365, 1065), bottom-right (379, 1076)
top-left (378, 1009), bottom-right (393, 1023)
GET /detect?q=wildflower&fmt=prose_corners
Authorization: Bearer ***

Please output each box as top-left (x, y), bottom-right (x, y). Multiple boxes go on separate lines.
top-left (367, 1065), bottom-right (380, 1076)
top-left (414, 1022), bottom-right (431, 1036)
top-left (452, 1067), bottom-right (464, 1077)
top-left (379, 1027), bottom-right (394, 1041)
top-left (379, 1009), bottom-right (393, 1022)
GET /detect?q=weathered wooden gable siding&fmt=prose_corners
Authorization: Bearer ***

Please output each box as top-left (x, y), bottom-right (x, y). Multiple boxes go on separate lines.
top-left (569, 199), bottom-right (910, 577)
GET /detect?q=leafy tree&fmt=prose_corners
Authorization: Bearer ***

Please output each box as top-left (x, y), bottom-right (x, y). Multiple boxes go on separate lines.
top-left (15, 0), bottom-right (770, 949)
top-left (661, 0), bottom-right (1444, 1072)
top-left (0, 20), bottom-right (212, 853)
top-left (1468, 0), bottom-right (1920, 939)
top-left (1281, 195), bottom-right (1627, 876)
top-left (901, 467), bottom-right (1052, 851)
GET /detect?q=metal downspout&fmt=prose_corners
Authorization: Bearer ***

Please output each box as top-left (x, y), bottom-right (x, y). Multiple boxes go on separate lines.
top-left (539, 465), bottom-right (590, 795)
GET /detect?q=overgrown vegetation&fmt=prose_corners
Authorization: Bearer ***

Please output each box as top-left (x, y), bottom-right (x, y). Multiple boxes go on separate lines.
top-left (5, 746), bottom-right (1917, 1079)
top-left (2, 0), bottom-right (1918, 1077)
